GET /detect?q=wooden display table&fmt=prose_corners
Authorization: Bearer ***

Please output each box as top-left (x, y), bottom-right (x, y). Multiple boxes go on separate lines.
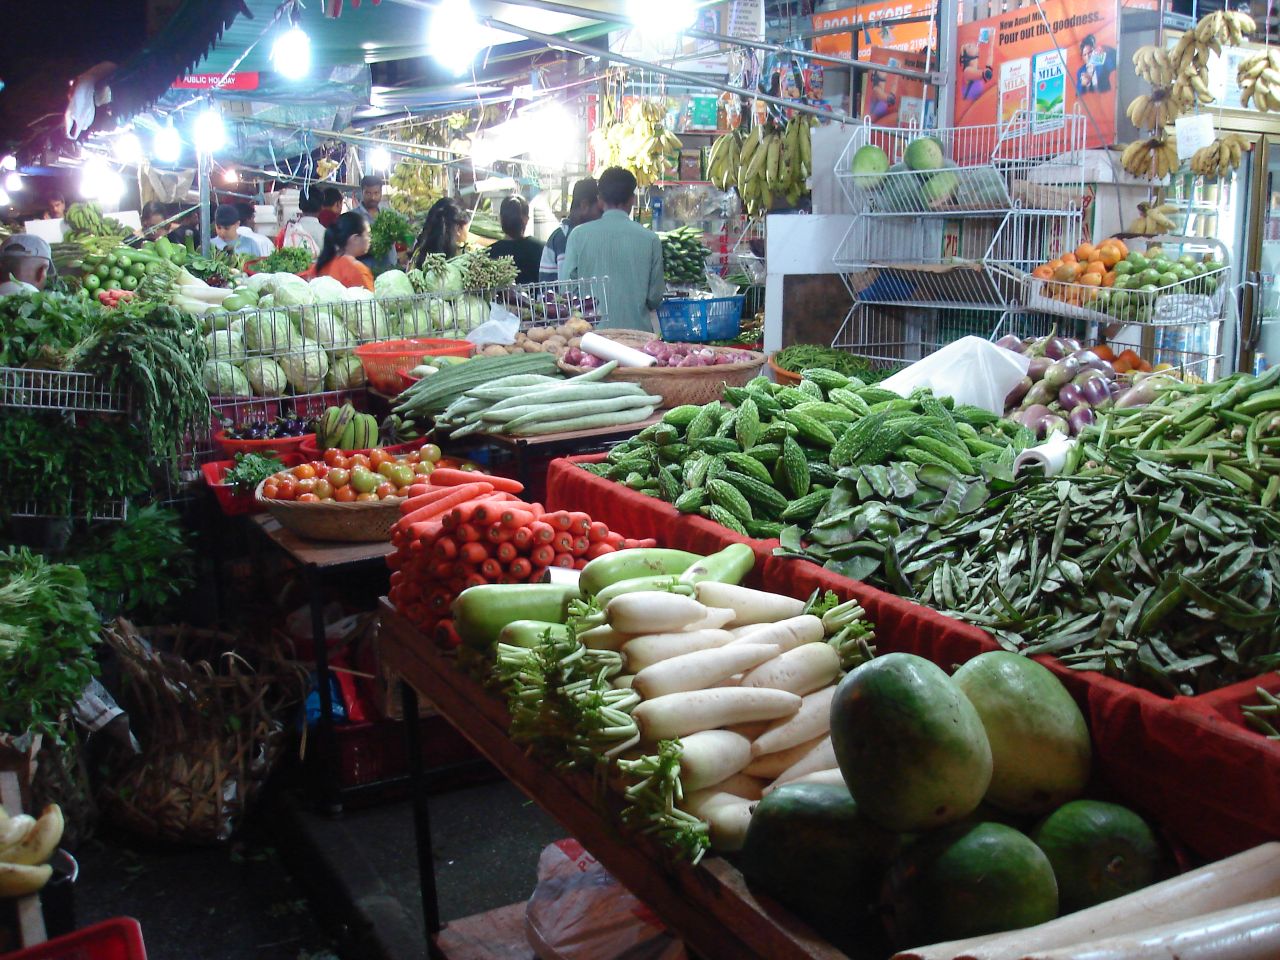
top-left (377, 598), bottom-right (845, 960)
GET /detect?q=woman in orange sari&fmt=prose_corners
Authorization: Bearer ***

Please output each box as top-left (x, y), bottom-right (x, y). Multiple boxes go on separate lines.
top-left (302, 212), bottom-right (374, 290)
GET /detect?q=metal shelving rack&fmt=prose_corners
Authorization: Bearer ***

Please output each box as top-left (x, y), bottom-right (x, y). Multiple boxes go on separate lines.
top-left (829, 112), bottom-right (1087, 367)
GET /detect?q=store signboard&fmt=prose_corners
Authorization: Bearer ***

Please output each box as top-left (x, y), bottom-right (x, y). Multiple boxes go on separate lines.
top-left (860, 48), bottom-right (932, 127)
top-left (726, 0), bottom-right (765, 42)
top-left (952, 0), bottom-right (1119, 148)
top-left (172, 72), bottom-right (260, 91)
top-left (810, 1), bottom-right (934, 59)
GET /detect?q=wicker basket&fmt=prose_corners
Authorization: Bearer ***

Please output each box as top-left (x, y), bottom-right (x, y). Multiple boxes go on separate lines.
top-left (98, 621), bottom-right (307, 844)
top-left (558, 330), bottom-right (766, 408)
top-left (255, 478), bottom-right (401, 542)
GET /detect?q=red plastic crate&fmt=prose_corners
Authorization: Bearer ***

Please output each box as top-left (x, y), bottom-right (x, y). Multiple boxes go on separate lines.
top-left (7, 917), bottom-right (146, 959)
top-left (354, 339), bottom-right (474, 394)
top-left (201, 454), bottom-right (304, 517)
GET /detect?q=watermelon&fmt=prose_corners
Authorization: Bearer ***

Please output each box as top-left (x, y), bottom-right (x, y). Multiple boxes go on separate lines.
top-left (903, 136), bottom-right (945, 172)
top-left (851, 144), bottom-right (891, 189)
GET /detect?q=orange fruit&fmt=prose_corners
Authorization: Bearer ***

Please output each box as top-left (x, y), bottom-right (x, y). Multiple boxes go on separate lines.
top-left (1047, 258), bottom-right (1064, 272)
top-left (1075, 243), bottom-right (1097, 262)
top-left (1085, 259), bottom-right (1107, 275)
top-left (1061, 253), bottom-right (1078, 265)
top-left (1101, 272), bottom-right (1117, 287)
top-left (1080, 272), bottom-right (1103, 287)
top-left (1032, 265), bottom-right (1054, 280)
top-left (1109, 238), bottom-right (1129, 257)
top-left (1096, 244), bottom-right (1122, 268)
top-left (1054, 263), bottom-right (1081, 282)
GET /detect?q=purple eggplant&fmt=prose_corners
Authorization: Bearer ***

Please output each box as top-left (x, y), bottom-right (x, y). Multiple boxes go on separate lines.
top-left (995, 334), bottom-right (1025, 353)
top-left (1027, 356), bottom-right (1052, 381)
top-left (1043, 356), bottom-right (1081, 389)
top-left (1062, 336), bottom-right (1082, 352)
top-left (1004, 375), bottom-right (1033, 408)
top-left (1079, 375), bottom-right (1112, 407)
top-left (1043, 336), bottom-right (1071, 360)
top-left (1039, 413), bottom-right (1070, 438)
top-left (1058, 382), bottom-right (1084, 410)
top-left (1016, 403), bottom-right (1052, 429)
top-left (1068, 405), bottom-right (1096, 434)
top-left (1023, 380), bottom-right (1057, 408)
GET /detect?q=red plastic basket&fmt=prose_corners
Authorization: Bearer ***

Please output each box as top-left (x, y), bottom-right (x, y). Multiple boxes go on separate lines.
top-left (397, 371), bottom-right (420, 392)
top-left (213, 429), bottom-right (315, 459)
top-left (354, 338), bottom-right (474, 394)
top-left (202, 455), bottom-right (304, 516)
top-left (7, 917), bottom-right (147, 959)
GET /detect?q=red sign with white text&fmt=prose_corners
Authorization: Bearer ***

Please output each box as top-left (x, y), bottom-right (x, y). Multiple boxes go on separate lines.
top-left (171, 73), bottom-right (261, 91)
top-left (811, 1), bottom-right (934, 58)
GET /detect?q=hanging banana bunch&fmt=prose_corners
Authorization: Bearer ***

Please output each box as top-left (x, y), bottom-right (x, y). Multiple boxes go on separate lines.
top-left (708, 115), bottom-right (814, 217)
top-left (1128, 201), bottom-right (1179, 235)
top-left (1131, 45), bottom-right (1174, 86)
top-left (1238, 49), bottom-right (1280, 111)
top-left (1190, 133), bottom-right (1250, 177)
top-left (1125, 85), bottom-right (1182, 130)
top-left (1120, 135), bottom-right (1180, 179)
top-left (588, 99), bottom-right (682, 188)
top-left (706, 129), bottom-right (743, 191)
top-left (1171, 10), bottom-right (1255, 107)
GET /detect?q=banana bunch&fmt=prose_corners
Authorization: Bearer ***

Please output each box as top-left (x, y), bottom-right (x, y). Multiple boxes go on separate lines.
top-left (706, 130), bottom-right (743, 191)
top-left (0, 804), bottom-right (64, 898)
top-left (1190, 133), bottom-right (1249, 177)
top-left (1120, 135), bottom-right (1180, 179)
top-left (1132, 45), bottom-right (1174, 86)
top-left (727, 116), bottom-right (814, 217)
top-left (1126, 86), bottom-right (1182, 131)
top-left (63, 202), bottom-right (131, 252)
top-left (318, 403), bottom-right (379, 451)
top-left (1127, 201), bottom-right (1179, 235)
top-left (1171, 11), bottom-right (1255, 107)
top-left (380, 413), bottom-right (421, 446)
top-left (1238, 49), bottom-right (1280, 111)
top-left (589, 100), bottom-right (682, 187)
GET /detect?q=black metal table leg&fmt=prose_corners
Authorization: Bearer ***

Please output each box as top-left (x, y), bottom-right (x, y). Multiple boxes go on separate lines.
top-left (402, 680), bottom-right (444, 958)
top-left (310, 571), bottom-right (343, 815)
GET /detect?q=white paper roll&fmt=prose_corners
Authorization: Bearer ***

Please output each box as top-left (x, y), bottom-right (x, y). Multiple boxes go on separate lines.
top-left (1014, 432), bottom-right (1076, 477)
top-left (581, 331), bottom-right (657, 368)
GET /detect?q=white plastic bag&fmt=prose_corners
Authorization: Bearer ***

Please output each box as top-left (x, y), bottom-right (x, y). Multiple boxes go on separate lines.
top-left (525, 840), bottom-right (687, 960)
top-left (879, 336), bottom-right (1030, 414)
top-left (466, 303), bottom-right (520, 346)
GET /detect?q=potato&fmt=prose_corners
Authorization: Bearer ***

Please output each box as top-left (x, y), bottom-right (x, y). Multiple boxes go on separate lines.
top-left (555, 323), bottom-right (574, 339)
top-left (527, 326), bottom-right (552, 343)
top-left (566, 318), bottom-right (592, 336)
top-left (481, 345), bottom-right (510, 357)
top-left (522, 342), bottom-right (545, 353)
top-left (568, 336), bottom-right (582, 349)
top-left (544, 336), bottom-right (566, 349)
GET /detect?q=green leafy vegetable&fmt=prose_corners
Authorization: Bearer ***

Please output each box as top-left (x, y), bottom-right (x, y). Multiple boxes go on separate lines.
top-left (255, 247), bottom-right (313, 274)
top-left (369, 209), bottom-right (416, 260)
top-left (70, 505), bottom-right (196, 622)
top-left (222, 452), bottom-right (286, 495)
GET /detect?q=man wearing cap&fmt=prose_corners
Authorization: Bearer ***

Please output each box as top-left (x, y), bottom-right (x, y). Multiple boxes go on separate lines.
top-left (0, 234), bottom-right (52, 295)
top-left (211, 205), bottom-right (263, 256)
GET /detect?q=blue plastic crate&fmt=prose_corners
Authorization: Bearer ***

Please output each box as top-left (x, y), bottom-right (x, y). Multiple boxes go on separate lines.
top-left (657, 295), bottom-right (745, 342)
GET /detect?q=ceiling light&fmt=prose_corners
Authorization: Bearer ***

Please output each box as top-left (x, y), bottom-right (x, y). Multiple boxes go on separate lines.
top-left (627, 0), bottom-right (697, 35)
top-left (367, 146), bottom-right (391, 171)
top-left (430, 0), bottom-right (485, 75)
top-left (271, 25), bottom-right (311, 79)
top-left (80, 157), bottom-right (125, 203)
top-left (114, 132), bottom-right (144, 164)
top-left (0, 155), bottom-right (15, 172)
top-left (154, 124), bottom-right (182, 163)
top-left (4, 172), bottom-right (21, 193)
top-left (222, 167), bottom-right (239, 184)
top-left (192, 106), bottom-right (226, 154)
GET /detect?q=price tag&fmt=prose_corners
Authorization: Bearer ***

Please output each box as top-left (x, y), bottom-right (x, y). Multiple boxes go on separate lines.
top-left (1175, 114), bottom-right (1215, 161)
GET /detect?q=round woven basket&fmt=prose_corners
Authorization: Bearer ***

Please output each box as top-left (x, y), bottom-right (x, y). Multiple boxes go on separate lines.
top-left (768, 354), bottom-right (803, 386)
top-left (558, 330), bottom-right (766, 408)
top-left (255, 479), bottom-right (401, 542)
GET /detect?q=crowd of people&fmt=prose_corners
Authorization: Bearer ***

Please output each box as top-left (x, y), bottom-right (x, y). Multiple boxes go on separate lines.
top-left (1, 166), bottom-right (668, 328)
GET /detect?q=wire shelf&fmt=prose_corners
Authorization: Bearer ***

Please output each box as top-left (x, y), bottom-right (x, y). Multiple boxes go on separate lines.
top-left (10, 497), bottom-right (129, 522)
top-left (834, 112), bottom-right (1086, 218)
top-left (830, 305), bottom-right (1003, 368)
top-left (0, 367), bottom-right (128, 413)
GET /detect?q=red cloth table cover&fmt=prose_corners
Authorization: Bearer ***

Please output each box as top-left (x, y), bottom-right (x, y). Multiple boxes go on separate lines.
top-left (547, 455), bottom-right (1280, 861)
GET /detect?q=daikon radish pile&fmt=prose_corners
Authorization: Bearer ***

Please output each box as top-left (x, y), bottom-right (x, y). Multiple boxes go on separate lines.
top-left (740, 642), bottom-right (841, 695)
top-left (633, 643), bottom-right (781, 699)
top-left (752, 686), bottom-right (836, 757)
top-left (634, 688), bottom-right (801, 741)
top-left (727, 615), bottom-right (825, 652)
top-left (765, 738), bottom-right (839, 793)
top-left (622, 629), bottom-right (735, 672)
top-left (745, 735), bottom-right (830, 779)
top-left (694, 582), bottom-right (807, 626)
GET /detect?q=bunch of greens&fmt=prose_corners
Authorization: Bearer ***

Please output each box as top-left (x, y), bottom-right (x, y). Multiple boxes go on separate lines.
top-left (370, 209), bottom-right (416, 260)
top-left (453, 248), bottom-right (518, 291)
top-left (0, 548), bottom-right (100, 742)
top-left (254, 247), bottom-right (313, 274)
top-left (186, 248), bottom-right (246, 286)
top-left (222, 452), bottom-right (285, 495)
top-left (0, 291), bottom-right (99, 368)
top-left (773, 344), bottom-right (900, 382)
top-left (70, 505), bottom-right (196, 622)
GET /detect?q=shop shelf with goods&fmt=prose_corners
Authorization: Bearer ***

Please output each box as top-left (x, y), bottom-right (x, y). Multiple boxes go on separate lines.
top-left (829, 113), bottom-right (1087, 366)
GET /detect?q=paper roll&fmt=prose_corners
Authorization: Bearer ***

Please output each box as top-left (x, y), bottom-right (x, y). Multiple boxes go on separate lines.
top-left (581, 331), bottom-right (657, 368)
top-left (1014, 432), bottom-right (1076, 477)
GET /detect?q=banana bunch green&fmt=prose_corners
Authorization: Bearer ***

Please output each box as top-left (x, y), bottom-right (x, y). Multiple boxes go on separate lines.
top-left (707, 116), bottom-right (814, 216)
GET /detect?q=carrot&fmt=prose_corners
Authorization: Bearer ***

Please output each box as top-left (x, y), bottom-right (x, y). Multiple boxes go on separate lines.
top-left (566, 512), bottom-right (592, 535)
top-left (434, 619), bottom-right (462, 649)
top-left (511, 526), bottom-right (533, 551)
top-left (586, 542), bottom-right (616, 560)
top-left (500, 508), bottom-right (536, 529)
top-left (508, 557), bottom-right (532, 580)
top-left (499, 574), bottom-right (521, 584)
top-left (407, 483), bottom-right (431, 497)
top-left (426, 588), bottom-right (453, 613)
top-left (528, 566), bottom-right (548, 583)
top-left (544, 510), bottom-right (572, 531)
top-left (400, 482), bottom-right (489, 515)
top-left (434, 536), bottom-right (458, 560)
top-left (604, 532), bottom-right (625, 548)
top-left (496, 541), bottom-right (518, 564)
top-left (525, 502), bottom-right (545, 518)
top-left (386, 552), bottom-right (404, 571)
top-left (573, 558), bottom-right (588, 570)
top-left (571, 536), bottom-right (591, 556)
top-left (446, 577), bottom-right (465, 594)
top-left (624, 537), bottom-right (658, 549)
top-left (398, 483), bottom-right (493, 528)
top-left (429, 468), bottom-right (524, 493)
top-left (464, 573), bottom-right (487, 589)
top-left (389, 570), bottom-right (405, 587)
top-left (480, 557), bottom-right (503, 580)
top-left (456, 523), bottom-right (482, 543)
top-left (529, 520), bottom-right (556, 544)
top-left (587, 521), bottom-right (610, 543)
top-left (459, 542), bottom-right (488, 566)
top-left (408, 535), bottom-right (426, 551)
top-left (531, 543), bottom-right (555, 568)
top-left (553, 552), bottom-right (575, 568)
top-left (486, 524), bottom-right (515, 544)
top-left (433, 560), bottom-right (454, 580)
top-left (552, 531), bottom-right (574, 553)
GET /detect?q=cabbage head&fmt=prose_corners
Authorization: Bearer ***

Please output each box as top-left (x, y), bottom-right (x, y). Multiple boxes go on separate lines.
top-left (325, 354), bottom-right (367, 391)
top-left (244, 272), bottom-right (276, 294)
top-left (451, 295), bottom-right (491, 332)
top-left (202, 360), bottom-right (252, 398)
top-left (204, 329), bottom-right (247, 363)
top-left (340, 288), bottom-right (391, 342)
top-left (273, 277), bottom-right (315, 309)
top-left (400, 297), bottom-right (454, 337)
top-left (308, 275), bottom-right (347, 304)
top-left (257, 294), bottom-right (275, 309)
top-left (374, 269), bottom-right (416, 300)
top-left (302, 307), bottom-right (357, 356)
top-left (242, 357), bottom-right (289, 397)
top-left (277, 337), bottom-right (330, 393)
top-left (241, 310), bottom-right (298, 354)
top-left (418, 261), bottom-right (465, 297)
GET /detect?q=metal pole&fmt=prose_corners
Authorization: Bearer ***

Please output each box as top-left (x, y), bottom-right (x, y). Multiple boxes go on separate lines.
top-left (198, 150), bottom-right (211, 258)
top-left (481, 17), bottom-right (864, 125)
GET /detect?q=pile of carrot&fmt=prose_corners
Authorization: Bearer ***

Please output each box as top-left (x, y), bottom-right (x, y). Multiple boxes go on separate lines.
top-left (386, 467), bottom-right (654, 644)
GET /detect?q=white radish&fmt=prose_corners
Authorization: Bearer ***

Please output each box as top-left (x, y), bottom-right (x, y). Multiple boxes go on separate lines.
top-left (677, 730), bottom-right (753, 792)
top-left (730, 623), bottom-right (769, 640)
top-left (752, 686), bottom-right (836, 758)
top-left (633, 643), bottom-right (780, 700)
top-left (580, 624), bottom-right (630, 651)
top-left (683, 787), bottom-right (749, 819)
top-left (612, 674), bottom-right (635, 689)
top-left (622, 629), bottom-right (733, 672)
top-left (780, 768), bottom-right (846, 790)
top-left (1018, 895), bottom-right (1280, 960)
top-left (765, 738), bottom-right (838, 793)
top-left (634, 688), bottom-right (801, 742)
top-left (693, 582), bottom-right (806, 627)
top-left (683, 607), bottom-right (735, 631)
top-left (713, 773), bottom-right (768, 800)
top-left (894, 842), bottom-right (1280, 960)
top-left (607, 592), bottom-right (708, 633)
top-left (727, 615), bottom-right (825, 652)
top-left (740, 643), bottom-right (840, 695)
top-left (744, 734), bottom-right (828, 779)
top-left (706, 800), bottom-right (755, 853)
top-left (713, 673), bottom-right (743, 688)
top-left (725, 720), bottom-right (772, 740)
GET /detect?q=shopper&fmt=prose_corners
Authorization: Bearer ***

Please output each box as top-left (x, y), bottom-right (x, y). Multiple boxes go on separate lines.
top-left (0, 234), bottom-right (52, 295)
top-left (319, 187), bottom-right (344, 227)
top-left (140, 201), bottom-right (173, 238)
top-left (485, 196), bottom-right (543, 286)
top-left (301, 212), bottom-right (374, 290)
top-left (43, 191), bottom-right (66, 220)
top-left (281, 188), bottom-right (326, 258)
top-left (354, 175), bottom-right (396, 271)
top-left (539, 177), bottom-right (601, 283)
top-left (236, 204), bottom-right (275, 257)
top-left (561, 167), bottom-right (664, 331)
top-left (410, 197), bottom-right (470, 267)
top-left (211, 205), bottom-right (261, 256)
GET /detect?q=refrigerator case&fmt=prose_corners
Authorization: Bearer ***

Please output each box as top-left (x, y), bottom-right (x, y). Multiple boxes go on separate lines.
top-left (1243, 134), bottom-right (1280, 373)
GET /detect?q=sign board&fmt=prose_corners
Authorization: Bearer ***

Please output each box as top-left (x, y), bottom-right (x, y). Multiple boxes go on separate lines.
top-left (1175, 113), bottom-right (1215, 160)
top-left (860, 48), bottom-right (932, 126)
top-left (811, 1), bottom-right (934, 59)
top-left (171, 72), bottom-right (261, 91)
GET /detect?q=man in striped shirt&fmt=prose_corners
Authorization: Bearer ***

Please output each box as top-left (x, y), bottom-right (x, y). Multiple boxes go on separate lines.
top-left (540, 177), bottom-right (602, 282)
top-left (561, 168), bottom-right (665, 331)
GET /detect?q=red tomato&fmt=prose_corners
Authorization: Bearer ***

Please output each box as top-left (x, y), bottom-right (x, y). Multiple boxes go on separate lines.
top-left (375, 481), bottom-right (396, 499)
top-left (313, 479), bottom-right (333, 500)
top-left (275, 479), bottom-right (298, 500)
top-left (295, 478), bottom-right (317, 494)
top-left (377, 460), bottom-right (398, 479)
top-left (312, 463), bottom-right (329, 479)
top-left (333, 484), bottom-right (357, 503)
top-left (369, 449), bottom-right (392, 470)
top-left (297, 492), bottom-right (320, 502)
top-left (405, 450), bottom-right (421, 464)
top-left (413, 462), bottom-right (433, 476)
top-left (350, 454), bottom-right (371, 471)
top-left (356, 492), bottom-right (379, 502)
top-left (327, 467), bottom-right (350, 487)
top-left (324, 448), bottom-right (344, 467)
top-left (421, 444), bottom-right (442, 464)
top-left (292, 463), bottom-right (317, 480)
top-left (263, 482), bottom-right (280, 499)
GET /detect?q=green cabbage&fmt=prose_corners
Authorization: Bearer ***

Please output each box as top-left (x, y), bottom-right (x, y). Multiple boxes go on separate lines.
top-left (302, 307), bottom-right (357, 356)
top-left (399, 297), bottom-right (454, 337)
top-left (273, 278), bottom-right (315, 309)
top-left (423, 262), bottom-right (466, 297)
top-left (277, 337), bottom-right (330, 393)
top-left (451, 295), bottom-right (491, 331)
top-left (244, 273), bottom-right (276, 293)
top-left (203, 329), bottom-right (247, 363)
top-left (374, 269), bottom-right (416, 300)
top-left (325, 354), bottom-right (367, 390)
top-left (202, 360), bottom-right (252, 398)
top-left (340, 288), bottom-right (391, 342)
top-left (308, 275), bottom-right (347, 304)
top-left (242, 357), bottom-right (289, 397)
top-left (241, 310), bottom-right (297, 354)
